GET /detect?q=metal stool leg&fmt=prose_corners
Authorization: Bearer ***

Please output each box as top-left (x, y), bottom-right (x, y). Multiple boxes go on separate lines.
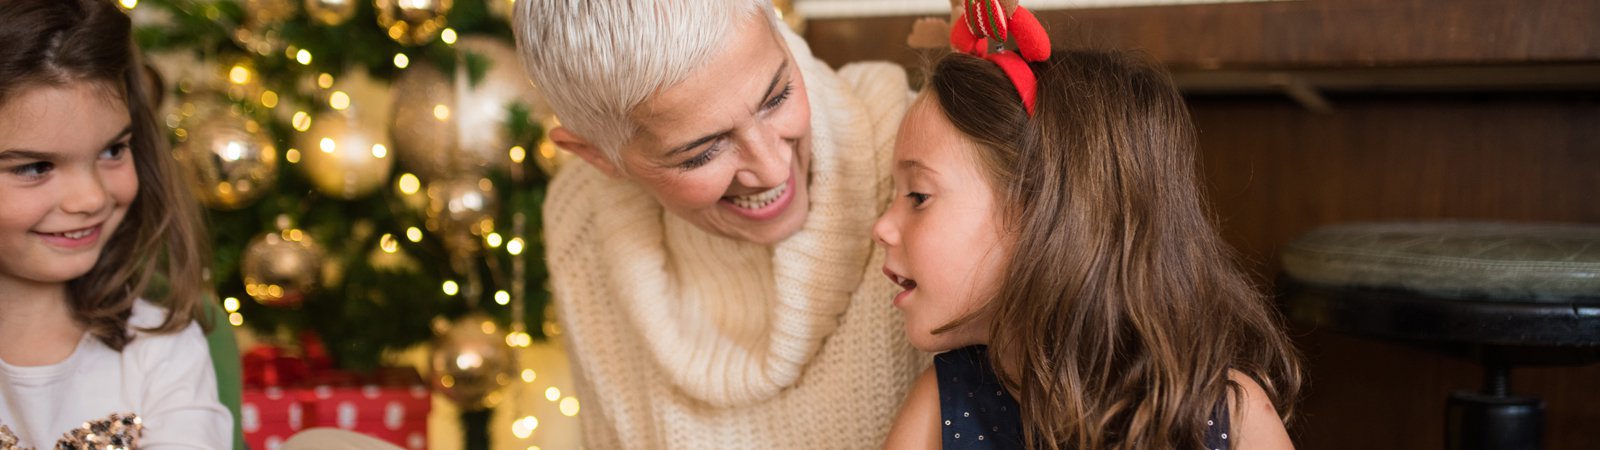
top-left (1446, 363), bottom-right (1545, 450)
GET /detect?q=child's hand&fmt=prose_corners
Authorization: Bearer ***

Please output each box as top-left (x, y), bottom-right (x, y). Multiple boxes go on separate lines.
top-left (906, 17), bottom-right (952, 50)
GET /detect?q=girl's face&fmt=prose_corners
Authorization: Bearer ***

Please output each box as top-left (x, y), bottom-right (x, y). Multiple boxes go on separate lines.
top-left (587, 13), bottom-right (814, 245)
top-left (873, 95), bottom-right (1011, 353)
top-left (0, 83), bottom-right (138, 289)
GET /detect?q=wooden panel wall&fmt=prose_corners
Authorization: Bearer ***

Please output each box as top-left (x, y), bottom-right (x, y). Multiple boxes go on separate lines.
top-left (1190, 93), bottom-right (1600, 449)
top-left (804, 0), bottom-right (1600, 69)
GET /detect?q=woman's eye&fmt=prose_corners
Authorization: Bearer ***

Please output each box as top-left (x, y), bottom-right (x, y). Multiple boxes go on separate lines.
top-left (907, 192), bottom-right (930, 207)
top-left (763, 83), bottom-right (793, 111)
top-left (678, 140), bottom-right (725, 170)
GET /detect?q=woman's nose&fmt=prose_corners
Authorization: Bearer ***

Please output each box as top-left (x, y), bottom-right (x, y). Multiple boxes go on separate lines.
top-left (733, 123), bottom-right (792, 187)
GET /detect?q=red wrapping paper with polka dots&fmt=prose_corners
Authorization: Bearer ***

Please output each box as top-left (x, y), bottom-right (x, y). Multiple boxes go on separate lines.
top-left (241, 367), bottom-right (431, 450)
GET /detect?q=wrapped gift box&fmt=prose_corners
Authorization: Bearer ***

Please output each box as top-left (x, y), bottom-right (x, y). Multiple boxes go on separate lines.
top-left (240, 387), bottom-right (305, 450)
top-left (299, 368), bottom-right (431, 450)
top-left (241, 367), bottom-right (430, 450)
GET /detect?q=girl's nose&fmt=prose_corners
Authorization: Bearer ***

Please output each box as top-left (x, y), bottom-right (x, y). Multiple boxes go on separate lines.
top-left (872, 208), bottom-right (900, 247)
top-left (60, 169), bottom-right (112, 216)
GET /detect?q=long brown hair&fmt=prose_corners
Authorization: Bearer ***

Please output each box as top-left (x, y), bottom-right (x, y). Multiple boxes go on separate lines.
top-left (0, 0), bottom-right (210, 350)
top-left (926, 50), bottom-right (1302, 449)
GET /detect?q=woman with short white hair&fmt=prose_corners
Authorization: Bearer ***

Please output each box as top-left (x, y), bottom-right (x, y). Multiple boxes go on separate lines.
top-left (513, 0), bottom-right (924, 447)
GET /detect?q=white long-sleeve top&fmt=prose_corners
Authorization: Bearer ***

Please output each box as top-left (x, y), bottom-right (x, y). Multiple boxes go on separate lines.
top-left (541, 27), bottom-right (927, 449)
top-left (0, 299), bottom-right (232, 449)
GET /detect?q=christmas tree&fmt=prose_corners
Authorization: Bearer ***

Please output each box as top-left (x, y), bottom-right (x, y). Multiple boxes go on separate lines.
top-left (127, 0), bottom-right (571, 447)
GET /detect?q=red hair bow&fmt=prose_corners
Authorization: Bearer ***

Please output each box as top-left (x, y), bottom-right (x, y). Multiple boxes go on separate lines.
top-left (951, 0), bottom-right (1052, 115)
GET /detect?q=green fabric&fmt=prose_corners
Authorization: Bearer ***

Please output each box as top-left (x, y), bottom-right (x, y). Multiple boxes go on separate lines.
top-left (203, 299), bottom-right (247, 450)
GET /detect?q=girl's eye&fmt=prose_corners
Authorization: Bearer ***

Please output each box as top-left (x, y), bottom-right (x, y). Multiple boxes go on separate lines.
top-left (101, 142), bottom-right (130, 160)
top-left (678, 139), bottom-right (726, 170)
top-left (11, 161), bottom-right (53, 179)
top-left (763, 83), bottom-right (793, 111)
top-left (907, 192), bottom-right (930, 207)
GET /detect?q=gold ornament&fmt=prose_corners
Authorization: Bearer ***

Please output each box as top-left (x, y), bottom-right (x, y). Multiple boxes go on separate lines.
top-left (219, 58), bottom-right (266, 102)
top-left (455, 37), bottom-right (553, 171)
top-left (388, 61), bottom-right (459, 180)
top-left (305, 0), bottom-right (358, 25)
top-left (172, 103), bottom-right (278, 210)
top-left (246, 0), bottom-right (297, 28)
top-left (431, 312), bottom-right (515, 410)
top-left (237, 0), bottom-right (296, 54)
top-left (242, 229), bottom-right (323, 307)
top-left (425, 176), bottom-right (497, 258)
top-left (390, 38), bottom-right (553, 180)
top-left (297, 111), bottom-right (395, 200)
top-left (375, 0), bottom-right (453, 45)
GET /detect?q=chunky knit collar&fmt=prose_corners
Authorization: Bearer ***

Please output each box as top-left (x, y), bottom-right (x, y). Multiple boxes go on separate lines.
top-left (581, 30), bottom-right (881, 407)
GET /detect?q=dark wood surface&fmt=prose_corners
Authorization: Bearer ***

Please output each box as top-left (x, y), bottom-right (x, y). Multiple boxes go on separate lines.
top-left (1192, 93), bottom-right (1600, 275)
top-left (804, 0), bottom-right (1600, 70)
top-left (1188, 93), bottom-right (1600, 449)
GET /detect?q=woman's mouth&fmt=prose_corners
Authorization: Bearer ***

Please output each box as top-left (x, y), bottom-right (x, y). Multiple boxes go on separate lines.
top-left (729, 181), bottom-right (788, 210)
top-left (720, 172), bottom-right (797, 221)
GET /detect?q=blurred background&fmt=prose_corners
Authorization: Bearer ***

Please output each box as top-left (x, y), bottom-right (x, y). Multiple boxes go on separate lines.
top-left (122, 0), bottom-right (1597, 449)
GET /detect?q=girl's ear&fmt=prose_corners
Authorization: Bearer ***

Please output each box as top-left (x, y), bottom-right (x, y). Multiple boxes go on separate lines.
top-left (547, 127), bottom-right (624, 178)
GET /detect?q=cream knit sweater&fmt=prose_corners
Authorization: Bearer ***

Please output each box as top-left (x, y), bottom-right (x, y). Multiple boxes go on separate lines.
top-left (541, 30), bottom-right (926, 449)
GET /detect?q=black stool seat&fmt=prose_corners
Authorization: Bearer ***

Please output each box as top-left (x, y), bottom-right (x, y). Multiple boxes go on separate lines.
top-left (1279, 221), bottom-right (1600, 450)
top-left (1284, 286), bottom-right (1600, 348)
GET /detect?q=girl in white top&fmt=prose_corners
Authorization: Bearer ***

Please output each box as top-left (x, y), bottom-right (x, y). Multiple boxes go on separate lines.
top-left (0, 0), bottom-right (232, 448)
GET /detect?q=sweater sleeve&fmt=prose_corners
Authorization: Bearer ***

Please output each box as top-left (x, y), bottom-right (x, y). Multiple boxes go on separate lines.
top-left (542, 164), bottom-right (641, 448)
top-left (834, 61), bottom-right (912, 213)
top-left (132, 321), bottom-right (233, 449)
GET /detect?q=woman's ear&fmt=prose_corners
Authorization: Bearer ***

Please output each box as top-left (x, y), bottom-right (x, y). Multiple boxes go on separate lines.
top-left (548, 127), bottom-right (624, 178)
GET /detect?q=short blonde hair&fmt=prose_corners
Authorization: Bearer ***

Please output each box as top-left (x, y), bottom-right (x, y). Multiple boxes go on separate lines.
top-left (513, 0), bottom-right (776, 161)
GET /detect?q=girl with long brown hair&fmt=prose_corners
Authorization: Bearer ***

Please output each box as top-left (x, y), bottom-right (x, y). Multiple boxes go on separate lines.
top-left (0, 0), bottom-right (231, 447)
top-left (875, 27), bottom-right (1302, 450)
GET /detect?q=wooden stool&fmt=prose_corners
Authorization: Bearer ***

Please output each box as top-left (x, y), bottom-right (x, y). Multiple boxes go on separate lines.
top-left (1278, 222), bottom-right (1600, 450)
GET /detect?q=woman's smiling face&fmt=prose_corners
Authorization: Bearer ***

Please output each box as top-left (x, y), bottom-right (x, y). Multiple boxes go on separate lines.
top-left (600, 14), bottom-right (814, 245)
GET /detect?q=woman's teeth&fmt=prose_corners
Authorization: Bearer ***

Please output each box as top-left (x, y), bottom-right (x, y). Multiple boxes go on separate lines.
top-left (729, 182), bottom-right (787, 210)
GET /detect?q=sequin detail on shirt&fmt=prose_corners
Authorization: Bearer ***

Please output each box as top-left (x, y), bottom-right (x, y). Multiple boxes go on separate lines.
top-left (0, 413), bottom-right (142, 450)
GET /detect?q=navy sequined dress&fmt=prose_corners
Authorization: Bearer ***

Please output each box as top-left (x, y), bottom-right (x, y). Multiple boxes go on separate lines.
top-left (935, 346), bottom-right (1232, 449)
